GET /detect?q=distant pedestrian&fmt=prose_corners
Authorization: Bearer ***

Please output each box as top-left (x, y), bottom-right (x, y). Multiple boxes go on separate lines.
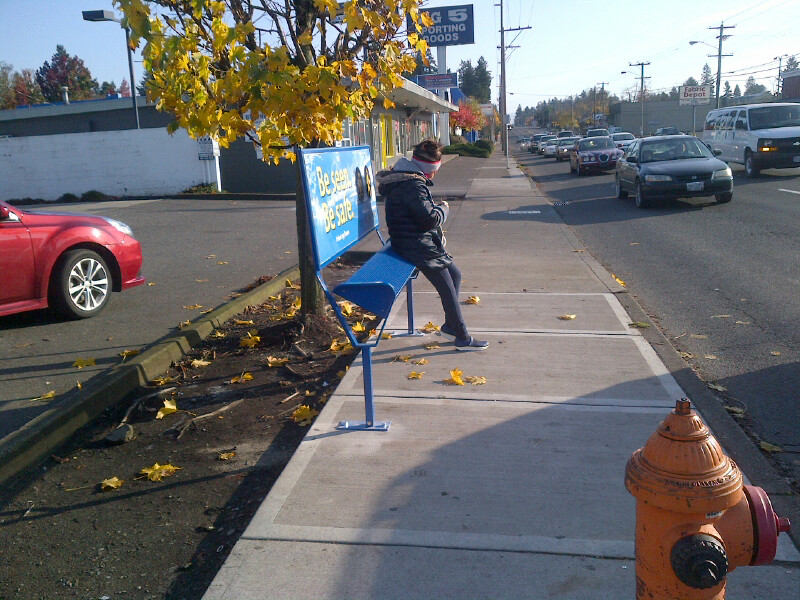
top-left (377, 139), bottom-right (488, 351)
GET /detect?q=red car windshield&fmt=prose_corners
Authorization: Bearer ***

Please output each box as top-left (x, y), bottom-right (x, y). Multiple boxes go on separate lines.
top-left (579, 138), bottom-right (615, 151)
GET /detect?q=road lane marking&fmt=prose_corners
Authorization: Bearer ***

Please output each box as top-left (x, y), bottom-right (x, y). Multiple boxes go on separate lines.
top-left (778, 189), bottom-right (800, 195)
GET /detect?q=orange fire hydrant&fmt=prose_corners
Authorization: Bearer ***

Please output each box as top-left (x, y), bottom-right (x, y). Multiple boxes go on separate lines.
top-left (625, 399), bottom-right (790, 599)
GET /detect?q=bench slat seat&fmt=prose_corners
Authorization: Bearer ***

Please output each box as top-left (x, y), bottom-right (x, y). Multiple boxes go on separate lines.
top-left (332, 245), bottom-right (416, 320)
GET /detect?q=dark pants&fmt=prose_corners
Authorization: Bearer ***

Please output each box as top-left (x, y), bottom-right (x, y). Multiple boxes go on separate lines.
top-left (420, 262), bottom-right (468, 339)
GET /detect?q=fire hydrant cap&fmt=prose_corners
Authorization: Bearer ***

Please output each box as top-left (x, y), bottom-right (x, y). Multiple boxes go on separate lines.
top-left (626, 399), bottom-right (743, 513)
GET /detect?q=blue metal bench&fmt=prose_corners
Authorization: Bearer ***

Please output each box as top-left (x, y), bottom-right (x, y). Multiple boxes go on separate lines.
top-left (299, 146), bottom-right (419, 431)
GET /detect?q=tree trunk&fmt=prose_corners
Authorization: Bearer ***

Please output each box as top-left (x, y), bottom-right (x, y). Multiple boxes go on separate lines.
top-left (295, 157), bottom-right (325, 319)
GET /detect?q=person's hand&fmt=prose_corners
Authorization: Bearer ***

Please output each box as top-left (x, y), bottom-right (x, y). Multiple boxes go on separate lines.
top-left (438, 200), bottom-right (449, 207)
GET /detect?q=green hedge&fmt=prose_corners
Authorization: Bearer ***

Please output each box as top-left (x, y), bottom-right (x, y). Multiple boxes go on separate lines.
top-left (473, 139), bottom-right (494, 152)
top-left (442, 143), bottom-right (490, 158)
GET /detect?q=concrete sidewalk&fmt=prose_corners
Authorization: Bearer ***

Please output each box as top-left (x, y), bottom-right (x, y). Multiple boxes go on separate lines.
top-left (203, 152), bottom-right (799, 599)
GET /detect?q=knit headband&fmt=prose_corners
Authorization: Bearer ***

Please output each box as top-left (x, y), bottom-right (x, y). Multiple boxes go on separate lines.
top-left (412, 155), bottom-right (442, 174)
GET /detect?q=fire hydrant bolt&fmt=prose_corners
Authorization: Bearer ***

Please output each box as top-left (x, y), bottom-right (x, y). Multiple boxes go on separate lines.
top-left (671, 534), bottom-right (728, 589)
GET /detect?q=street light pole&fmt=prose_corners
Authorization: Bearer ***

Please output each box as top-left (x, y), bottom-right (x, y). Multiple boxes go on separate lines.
top-left (711, 23), bottom-right (734, 109)
top-left (82, 9), bottom-right (140, 129)
top-left (629, 62), bottom-right (650, 137)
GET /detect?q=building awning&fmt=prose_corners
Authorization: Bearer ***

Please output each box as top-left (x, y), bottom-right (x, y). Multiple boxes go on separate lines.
top-left (384, 78), bottom-right (457, 114)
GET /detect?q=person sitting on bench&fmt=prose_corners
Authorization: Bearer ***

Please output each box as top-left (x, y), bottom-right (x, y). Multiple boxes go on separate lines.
top-left (377, 139), bottom-right (488, 352)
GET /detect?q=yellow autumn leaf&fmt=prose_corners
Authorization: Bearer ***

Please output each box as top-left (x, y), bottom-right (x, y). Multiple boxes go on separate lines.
top-left (195, 278), bottom-right (209, 283)
top-left (304, 390), bottom-right (316, 397)
top-left (285, 279), bottom-right (300, 289)
top-left (735, 321), bottom-right (751, 325)
top-left (267, 356), bottom-right (289, 367)
top-left (392, 354), bottom-right (414, 362)
top-left (292, 405), bottom-right (319, 426)
top-left (178, 319), bottom-right (191, 328)
top-left (210, 330), bottom-right (225, 338)
top-left (421, 321), bottom-right (440, 333)
top-left (329, 339), bottom-right (354, 355)
top-left (690, 334), bottom-right (708, 339)
top-left (137, 462), bottom-right (182, 482)
top-left (680, 351), bottom-right (694, 360)
top-left (557, 314), bottom-right (577, 320)
top-left (629, 322), bottom-right (650, 329)
top-left (611, 274), bottom-right (626, 287)
top-left (119, 349), bottom-right (139, 359)
top-left (191, 359), bottom-right (212, 368)
top-left (148, 282), bottom-right (157, 286)
top-left (424, 343), bottom-right (440, 350)
top-left (201, 308), bottom-right (214, 314)
top-left (240, 333), bottom-right (261, 348)
top-left (381, 332), bottom-right (393, 340)
top-left (72, 358), bottom-right (96, 369)
top-left (230, 372), bottom-right (253, 384)
top-left (338, 301), bottom-right (354, 316)
top-left (710, 314), bottom-right (731, 319)
top-left (444, 368), bottom-right (465, 386)
top-left (704, 355), bottom-right (718, 360)
top-left (353, 321), bottom-right (366, 332)
top-left (408, 371), bottom-right (424, 379)
top-left (100, 476), bottom-right (124, 491)
top-left (156, 399), bottom-right (178, 420)
top-left (464, 376), bottom-right (487, 385)
top-left (217, 452), bottom-right (236, 461)
top-left (412, 358), bottom-right (429, 365)
top-left (708, 383), bottom-right (727, 392)
top-left (759, 441), bottom-right (783, 453)
top-left (183, 304), bottom-right (203, 310)
top-left (465, 296), bottom-right (480, 305)
top-left (30, 390), bottom-right (56, 402)
top-left (217, 261), bottom-right (229, 265)
top-left (770, 351), bottom-right (781, 356)
top-left (152, 375), bottom-right (174, 386)
top-left (235, 319), bottom-right (255, 326)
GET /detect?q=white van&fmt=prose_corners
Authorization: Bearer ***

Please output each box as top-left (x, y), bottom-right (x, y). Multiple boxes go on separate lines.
top-left (702, 103), bottom-right (800, 177)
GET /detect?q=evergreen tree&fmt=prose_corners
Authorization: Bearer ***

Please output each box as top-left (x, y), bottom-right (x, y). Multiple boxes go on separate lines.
top-left (119, 78), bottom-right (131, 98)
top-left (722, 81), bottom-right (732, 107)
top-left (785, 55), bottom-right (798, 72)
top-left (733, 84), bottom-right (741, 98)
top-left (700, 63), bottom-right (715, 87)
top-left (458, 60), bottom-right (476, 98)
top-left (473, 57), bottom-right (492, 103)
top-left (744, 76), bottom-right (766, 95)
top-left (684, 76), bottom-right (699, 87)
top-left (35, 45), bottom-right (96, 102)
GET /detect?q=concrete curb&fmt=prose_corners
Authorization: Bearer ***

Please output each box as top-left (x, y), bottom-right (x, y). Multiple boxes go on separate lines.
top-left (0, 265), bottom-right (300, 488)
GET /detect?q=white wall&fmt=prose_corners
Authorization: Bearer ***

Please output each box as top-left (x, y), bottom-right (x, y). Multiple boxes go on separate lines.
top-left (0, 128), bottom-right (220, 201)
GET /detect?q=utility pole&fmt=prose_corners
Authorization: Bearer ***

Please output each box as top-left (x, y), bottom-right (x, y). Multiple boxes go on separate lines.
top-left (596, 81), bottom-right (608, 127)
top-left (629, 62), bottom-right (650, 137)
top-left (496, 0), bottom-right (530, 160)
top-left (710, 22), bottom-right (735, 108)
top-left (775, 54), bottom-right (789, 97)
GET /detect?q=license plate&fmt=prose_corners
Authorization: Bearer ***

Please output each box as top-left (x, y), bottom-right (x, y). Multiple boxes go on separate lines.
top-left (793, 156), bottom-right (800, 163)
top-left (687, 181), bottom-right (704, 191)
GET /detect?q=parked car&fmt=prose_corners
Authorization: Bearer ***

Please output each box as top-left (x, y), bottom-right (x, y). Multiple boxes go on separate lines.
top-left (569, 137), bottom-right (623, 175)
top-left (0, 201), bottom-right (145, 318)
top-left (556, 137), bottom-right (580, 161)
top-left (556, 130), bottom-right (575, 138)
top-left (610, 132), bottom-right (636, 150)
top-left (537, 135), bottom-right (557, 154)
top-left (586, 128), bottom-right (610, 137)
top-left (654, 127), bottom-right (683, 136)
top-left (702, 102), bottom-right (800, 177)
top-left (543, 137), bottom-right (561, 158)
top-left (614, 135), bottom-right (733, 208)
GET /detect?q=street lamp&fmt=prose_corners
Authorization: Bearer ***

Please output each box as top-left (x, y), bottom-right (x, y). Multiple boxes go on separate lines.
top-left (82, 9), bottom-right (140, 129)
top-left (689, 32), bottom-right (732, 109)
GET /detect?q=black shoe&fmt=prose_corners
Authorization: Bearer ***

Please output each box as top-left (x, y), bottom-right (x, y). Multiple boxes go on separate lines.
top-left (438, 324), bottom-right (457, 341)
top-left (455, 337), bottom-right (489, 352)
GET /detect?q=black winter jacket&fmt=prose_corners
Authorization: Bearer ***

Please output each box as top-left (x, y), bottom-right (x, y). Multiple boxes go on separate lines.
top-left (377, 158), bottom-right (451, 270)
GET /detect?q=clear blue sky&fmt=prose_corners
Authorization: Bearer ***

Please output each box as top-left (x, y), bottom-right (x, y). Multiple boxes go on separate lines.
top-left (1, 0), bottom-right (798, 112)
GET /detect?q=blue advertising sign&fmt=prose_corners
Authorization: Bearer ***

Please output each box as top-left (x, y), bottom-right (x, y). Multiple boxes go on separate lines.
top-left (299, 146), bottom-right (379, 268)
top-left (416, 73), bottom-right (459, 90)
top-left (408, 4), bottom-right (474, 47)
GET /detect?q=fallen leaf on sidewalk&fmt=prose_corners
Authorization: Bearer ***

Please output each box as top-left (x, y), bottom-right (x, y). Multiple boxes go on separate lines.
top-left (629, 322), bottom-right (650, 329)
top-left (30, 391), bottom-right (56, 402)
top-left (195, 279), bottom-right (209, 283)
top-left (704, 355), bottom-right (718, 360)
top-left (557, 314), bottom-right (577, 320)
top-left (759, 441), bottom-right (783, 453)
top-left (629, 242), bottom-right (640, 246)
top-left (680, 351), bottom-right (694, 359)
top-left (412, 358), bottom-right (429, 365)
top-left (424, 343), bottom-right (440, 350)
top-left (137, 463), bottom-right (182, 482)
top-left (381, 332), bottom-right (393, 340)
top-left (229, 372), bottom-right (253, 384)
top-left (464, 376), bottom-right (487, 385)
top-left (267, 356), bottom-right (289, 367)
top-left (292, 405), bottom-right (318, 426)
top-left (391, 355), bottom-right (414, 363)
top-left (72, 358), bottom-right (96, 369)
top-left (464, 296), bottom-right (480, 305)
top-left (217, 452), bottom-right (236, 461)
top-left (408, 371), bottom-right (424, 379)
top-left (156, 399), bottom-right (178, 420)
top-left (178, 320), bottom-right (191, 328)
top-left (239, 332), bottom-right (261, 348)
top-left (191, 359), bottom-right (212, 368)
top-left (572, 249), bottom-right (585, 253)
top-left (421, 321), bottom-right (440, 333)
top-left (152, 376), bottom-right (174, 386)
top-left (119, 349), bottom-right (139, 360)
top-left (770, 351), bottom-right (781, 356)
top-left (183, 304), bottom-right (203, 310)
top-left (210, 330), bottom-right (226, 338)
top-left (353, 321), bottom-right (366, 332)
top-left (708, 383), bottom-right (727, 392)
top-left (217, 261), bottom-right (229, 265)
top-left (444, 368), bottom-right (465, 386)
top-left (338, 301), bottom-right (354, 316)
top-left (725, 405), bottom-right (745, 416)
top-left (710, 315), bottom-right (731, 319)
top-left (690, 334), bottom-right (707, 339)
top-left (100, 477), bottom-right (124, 491)
top-left (611, 274), bottom-right (626, 287)
top-left (234, 319), bottom-right (255, 326)
top-left (735, 321), bottom-right (750, 325)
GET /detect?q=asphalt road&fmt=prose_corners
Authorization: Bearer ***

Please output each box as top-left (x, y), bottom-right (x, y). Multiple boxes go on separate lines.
top-left (0, 198), bottom-right (298, 440)
top-left (515, 143), bottom-right (800, 485)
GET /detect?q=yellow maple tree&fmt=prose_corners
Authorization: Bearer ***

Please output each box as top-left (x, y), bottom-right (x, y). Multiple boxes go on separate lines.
top-left (115, 0), bottom-right (432, 317)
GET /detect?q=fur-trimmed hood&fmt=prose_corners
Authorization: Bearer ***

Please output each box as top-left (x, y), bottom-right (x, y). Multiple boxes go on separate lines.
top-left (376, 157), bottom-right (432, 188)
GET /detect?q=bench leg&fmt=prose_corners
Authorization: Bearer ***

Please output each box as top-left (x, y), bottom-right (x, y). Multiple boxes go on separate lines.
top-left (392, 279), bottom-right (424, 338)
top-left (336, 346), bottom-right (390, 432)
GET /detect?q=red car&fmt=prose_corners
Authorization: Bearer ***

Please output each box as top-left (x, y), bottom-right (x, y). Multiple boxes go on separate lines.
top-left (569, 137), bottom-right (624, 176)
top-left (0, 201), bottom-right (145, 319)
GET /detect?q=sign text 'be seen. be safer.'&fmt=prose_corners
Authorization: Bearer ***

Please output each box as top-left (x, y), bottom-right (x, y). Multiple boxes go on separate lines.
top-left (299, 146), bottom-right (378, 268)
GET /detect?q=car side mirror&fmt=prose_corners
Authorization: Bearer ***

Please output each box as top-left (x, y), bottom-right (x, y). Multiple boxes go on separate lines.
top-left (713, 149), bottom-right (722, 156)
top-left (627, 156), bottom-right (638, 164)
top-left (0, 205), bottom-right (9, 220)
